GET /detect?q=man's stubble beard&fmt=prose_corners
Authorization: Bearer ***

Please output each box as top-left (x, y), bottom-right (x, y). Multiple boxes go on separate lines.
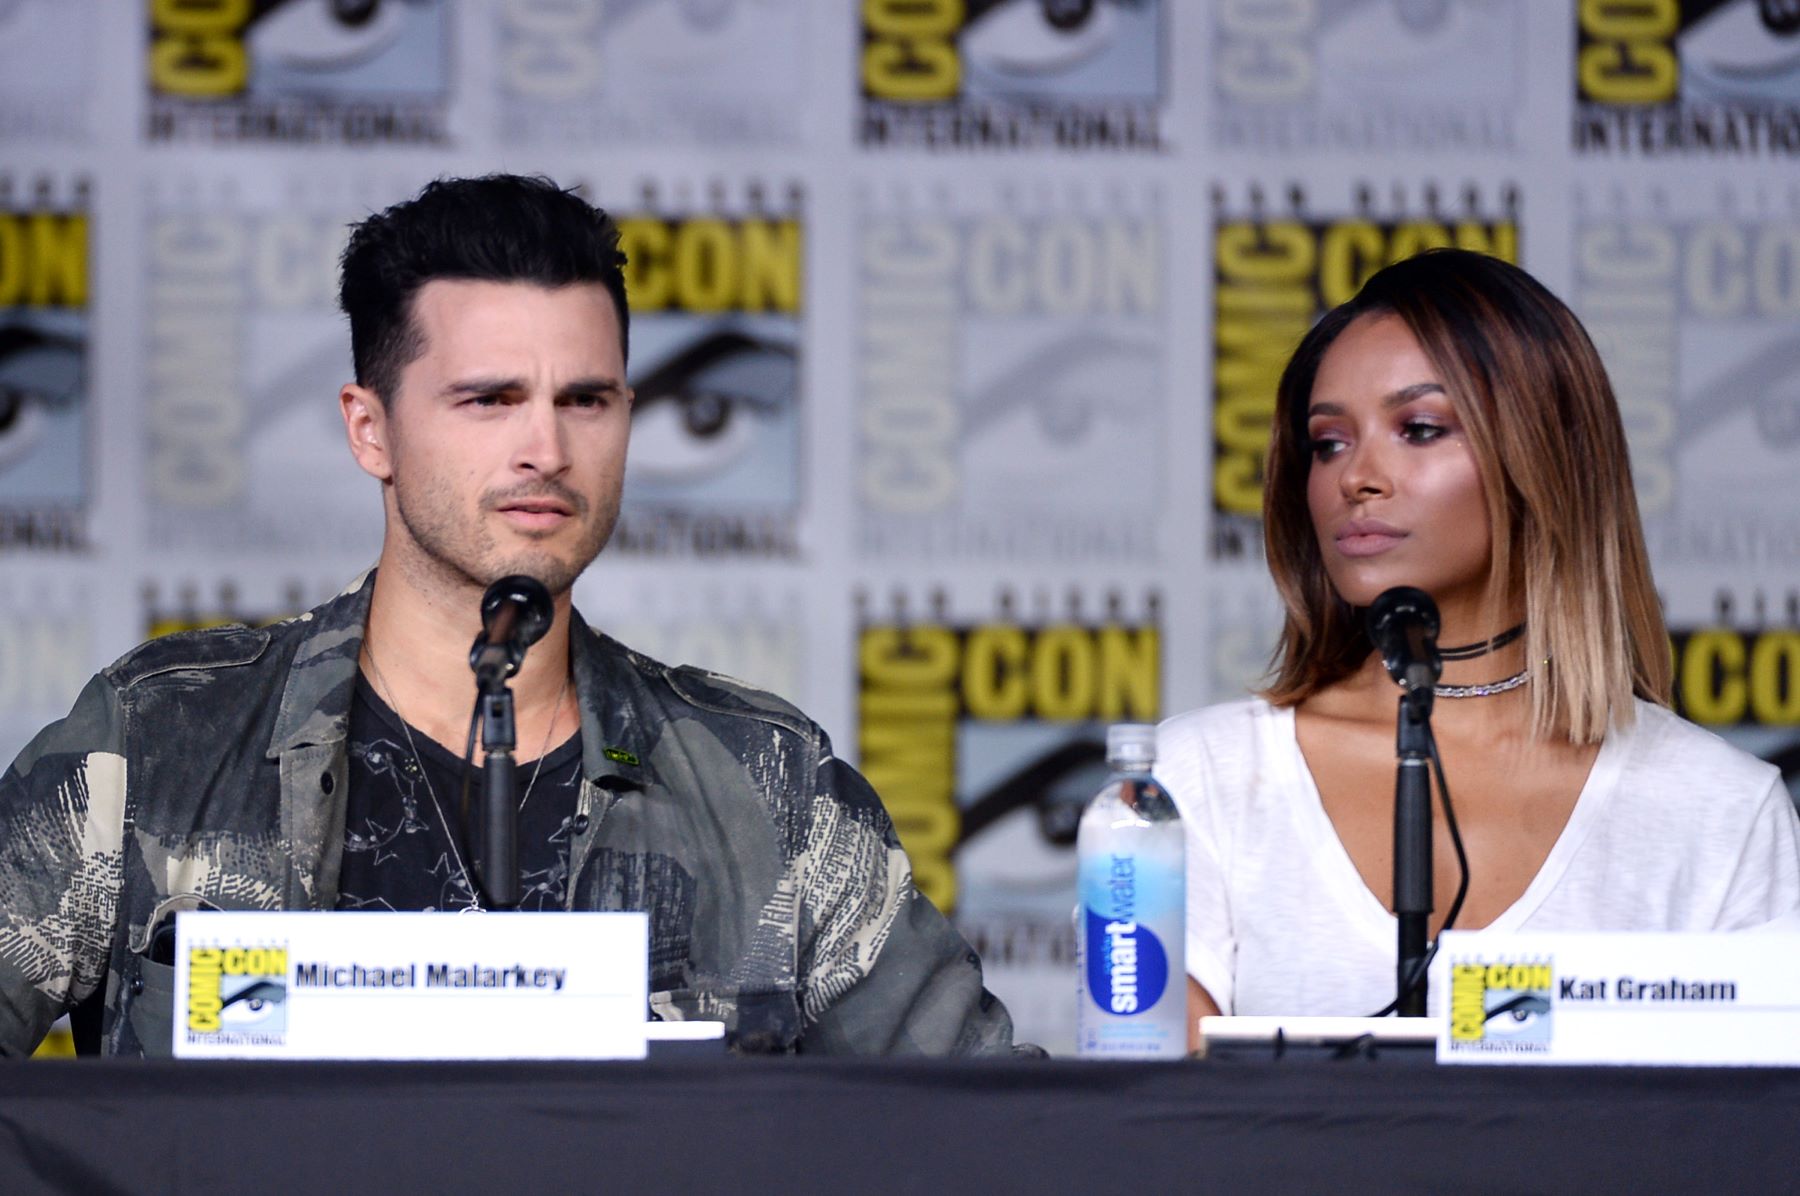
top-left (389, 468), bottom-right (620, 598)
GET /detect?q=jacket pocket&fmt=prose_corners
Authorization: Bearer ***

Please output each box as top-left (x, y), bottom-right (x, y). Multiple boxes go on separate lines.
top-left (128, 955), bottom-right (177, 1058)
top-left (123, 892), bottom-right (220, 1057)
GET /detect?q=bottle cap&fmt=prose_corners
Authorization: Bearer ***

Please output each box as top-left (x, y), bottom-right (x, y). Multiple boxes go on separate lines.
top-left (1105, 723), bottom-right (1156, 770)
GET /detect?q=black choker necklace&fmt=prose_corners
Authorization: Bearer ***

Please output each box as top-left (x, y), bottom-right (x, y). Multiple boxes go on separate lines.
top-left (1437, 622), bottom-right (1525, 661)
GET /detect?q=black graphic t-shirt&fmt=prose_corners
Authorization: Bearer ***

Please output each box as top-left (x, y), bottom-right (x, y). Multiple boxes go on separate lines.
top-left (337, 675), bottom-right (584, 912)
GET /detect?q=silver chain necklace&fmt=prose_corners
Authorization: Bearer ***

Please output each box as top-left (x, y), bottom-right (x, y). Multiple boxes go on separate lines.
top-left (362, 641), bottom-right (570, 908)
top-left (1434, 667), bottom-right (1531, 699)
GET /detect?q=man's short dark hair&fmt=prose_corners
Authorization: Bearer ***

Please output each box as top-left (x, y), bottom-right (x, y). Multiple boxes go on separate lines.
top-left (338, 174), bottom-right (629, 403)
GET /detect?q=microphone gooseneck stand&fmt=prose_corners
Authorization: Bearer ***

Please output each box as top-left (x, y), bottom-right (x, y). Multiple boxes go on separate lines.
top-left (1392, 683), bottom-right (1434, 1017)
top-left (465, 575), bottom-right (555, 912)
top-left (1365, 585), bottom-right (1444, 1018)
top-left (475, 677), bottom-right (520, 910)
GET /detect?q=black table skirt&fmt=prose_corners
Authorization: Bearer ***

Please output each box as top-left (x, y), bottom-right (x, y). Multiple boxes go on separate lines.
top-left (3, 1057), bottom-right (1797, 1194)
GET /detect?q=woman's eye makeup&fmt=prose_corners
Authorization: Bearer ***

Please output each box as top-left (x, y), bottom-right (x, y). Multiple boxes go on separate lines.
top-left (1400, 418), bottom-right (1448, 443)
top-left (1304, 415), bottom-right (1453, 460)
top-left (1305, 430), bottom-right (1345, 460)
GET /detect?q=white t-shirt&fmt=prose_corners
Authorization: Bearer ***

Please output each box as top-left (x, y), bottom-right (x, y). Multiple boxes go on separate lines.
top-left (1156, 698), bottom-right (1800, 1017)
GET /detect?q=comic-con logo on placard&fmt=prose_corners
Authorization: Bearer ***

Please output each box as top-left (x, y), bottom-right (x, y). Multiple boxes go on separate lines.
top-left (1575, 0), bottom-right (1800, 155)
top-left (0, 176), bottom-right (90, 554)
top-left (1449, 959), bottom-right (1554, 1053)
top-left (1571, 186), bottom-right (1800, 568)
top-left (1211, 0), bottom-right (1524, 152)
top-left (143, 177), bottom-right (376, 556)
top-left (857, 181), bottom-right (1164, 562)
top-left (186, 941), bottom-right (290, 1046)
top-left (146, 0), bottom-right (449, 145)
top-left (498, 0), bottom-right (804, 146)
top-left (0, 0), bottom-right (96, 140)
top-left (607, 182), bottom-right (802, 560)
top-left (1210, 183), bottom-right (1519, 563)
top-left (859, 0), bottom-right (1165, 150)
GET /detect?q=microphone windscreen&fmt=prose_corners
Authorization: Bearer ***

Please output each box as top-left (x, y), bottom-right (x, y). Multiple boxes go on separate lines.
top-left (1365, 585), bottom-right (1439, 644)
top-left (481, 575), bottom-right (554, 649)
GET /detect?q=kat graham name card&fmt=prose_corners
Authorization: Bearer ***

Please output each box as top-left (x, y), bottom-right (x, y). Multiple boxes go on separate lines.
top-left (1434, 929), bottom-right (1800, 1067)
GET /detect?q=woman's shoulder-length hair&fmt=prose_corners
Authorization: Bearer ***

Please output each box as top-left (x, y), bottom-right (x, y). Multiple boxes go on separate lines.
top-left (1259, 248), bottom-right (1671, 744)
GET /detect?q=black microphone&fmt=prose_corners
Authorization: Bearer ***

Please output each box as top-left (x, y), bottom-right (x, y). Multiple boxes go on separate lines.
top-left (1365, 586), bottom-right (1442, 700)
top-left (1367, 586), bottom-right (1443, 1017)
top-left (469, 575), bottom-right (554, 688)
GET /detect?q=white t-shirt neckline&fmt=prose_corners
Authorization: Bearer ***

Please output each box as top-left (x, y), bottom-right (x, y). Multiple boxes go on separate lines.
top-left (1159, 696), bottom-right (1799, 1016)
top-left (1268, 702), bottom-right (1631, 941)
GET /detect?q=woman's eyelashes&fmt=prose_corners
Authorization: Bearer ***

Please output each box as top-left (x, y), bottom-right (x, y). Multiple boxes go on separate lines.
top-left (1400, 418), bottom-right (1449, 444)
top-left (1306, 430), bottom-right (1346, 462)
top-left (1307, 415), bottom-right (1454, 461)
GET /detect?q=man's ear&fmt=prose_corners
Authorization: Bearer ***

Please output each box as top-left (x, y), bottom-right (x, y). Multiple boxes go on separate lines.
top-left (341, 383), bottom-right (393, 481)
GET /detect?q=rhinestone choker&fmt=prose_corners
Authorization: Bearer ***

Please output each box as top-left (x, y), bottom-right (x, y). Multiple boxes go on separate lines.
top-left (1434, 668), bottom-right (1531, 699)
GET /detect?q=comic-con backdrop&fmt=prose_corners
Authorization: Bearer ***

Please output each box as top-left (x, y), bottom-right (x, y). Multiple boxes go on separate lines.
top-left (2, 1), bottom-right (1797, 1054)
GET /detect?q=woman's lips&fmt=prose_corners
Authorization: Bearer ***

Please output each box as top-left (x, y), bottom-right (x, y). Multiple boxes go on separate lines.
top-left (1335, 521), bottom-right (1407, 558)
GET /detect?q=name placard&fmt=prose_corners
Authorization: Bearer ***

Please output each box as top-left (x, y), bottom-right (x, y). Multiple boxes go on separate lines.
top-left (1434, 930), bottom-right (1800, 1067)
top-left (173, 911), bottom-right (649, 1060)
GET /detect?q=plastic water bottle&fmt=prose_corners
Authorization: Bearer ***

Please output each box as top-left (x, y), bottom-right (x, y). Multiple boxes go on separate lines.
top-left (1076, 723), bottom-right (1185, 1059)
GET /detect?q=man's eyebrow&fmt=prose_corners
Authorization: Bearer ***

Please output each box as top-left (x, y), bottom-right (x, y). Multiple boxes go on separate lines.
top-left (557, 377), bottom-right (627, 398)
top-left (441, 377), bottom-right (524, 397)
top-left (1307, 382), bottom-right (1446, 418)
top-left (438, 377), bottom-right (628, 398)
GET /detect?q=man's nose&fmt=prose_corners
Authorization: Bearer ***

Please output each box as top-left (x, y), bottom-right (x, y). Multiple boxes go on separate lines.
top-left (512, 397), bottom-right (569, 476)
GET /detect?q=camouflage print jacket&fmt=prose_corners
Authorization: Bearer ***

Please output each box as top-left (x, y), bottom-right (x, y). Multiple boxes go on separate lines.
top-left (0, 573), bottom-right (1021, 1057)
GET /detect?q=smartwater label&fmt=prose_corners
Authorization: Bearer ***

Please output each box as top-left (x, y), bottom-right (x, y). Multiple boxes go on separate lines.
top-left (1077, 846), bottom-right (1184, 1056)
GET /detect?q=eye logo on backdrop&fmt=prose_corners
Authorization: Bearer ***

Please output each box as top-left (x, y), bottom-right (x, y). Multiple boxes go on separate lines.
top-left (146, 0), bottom-right (450, 145)
top-left (0, 175), bottom-right (89, 554)
top-left (859, 0), bottom-right (1165, 150)
top-left (857, 587), bottom-right (1160, 1053)
top-left (1211, 0), bottom-right (1525, 152)
top-left (1575, 0), bottom-right (1800, 155)
top-left (0, 0), bottom-right (95, 140)
top-left (498, 0), bottom-right (804, 146)
top-left (1209, 182), bottom-right (1520, 561)
top-left (608, 182), bottom-right (803, 559)
top-left (857, 180), bottom-right (1165, 562)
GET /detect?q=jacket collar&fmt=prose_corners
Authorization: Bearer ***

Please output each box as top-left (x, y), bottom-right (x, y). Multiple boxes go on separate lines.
top-left (267, 571), bottom-right (373, 758)
top-left (268, 569), bottom-right (656, 791)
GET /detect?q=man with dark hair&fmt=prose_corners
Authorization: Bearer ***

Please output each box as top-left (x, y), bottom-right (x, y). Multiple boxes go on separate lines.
top-left (0, 175), bottom-right (1023, 1057)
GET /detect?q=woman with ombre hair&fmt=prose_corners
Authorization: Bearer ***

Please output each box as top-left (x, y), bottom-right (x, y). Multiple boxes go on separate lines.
top-left (1159, 249), bottom-right (1800, 1037)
